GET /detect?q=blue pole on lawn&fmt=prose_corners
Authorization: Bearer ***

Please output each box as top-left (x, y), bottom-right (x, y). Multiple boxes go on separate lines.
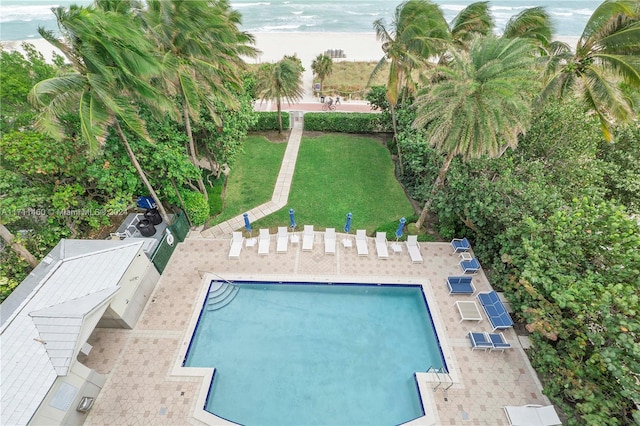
top-left (395, 217), bottom-right (406, 241)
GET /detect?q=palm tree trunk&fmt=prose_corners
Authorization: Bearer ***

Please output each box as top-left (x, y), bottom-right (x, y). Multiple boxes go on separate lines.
top-left (114, 120), bottom-right (171, 224)
top-left (182, 98), bottom-right (208, 200)
top-left (0, 222), bottom-right (38, 268)
top-left (389, 102), bottom-right (404, 176)
top-left (277, 99), bottom-right (283, 134)
top-left (415, 151), bottom-right (456, 229)
top-left (170, 177), bottom-right (191, 226)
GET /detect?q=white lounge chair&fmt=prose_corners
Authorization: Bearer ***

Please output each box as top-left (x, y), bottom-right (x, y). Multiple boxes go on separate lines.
top-left (503, 405), bottom-right (562, 426)
top-left (258, 228), bottom-right (270, 255)
top-left (406, 235), bottom-right (423, 263)
top-left (302, 225), bottom-right (314, 251)
top-left (355, 229), bottom-right (368, 256)
top-left (228, 232), bottom-right (243, 260)
top-left (324, 228), bottom-right (336, 255)
top-left (276, 227), bottom-right (288, 253)
top-left (375, 232), bottom-right (389, 259)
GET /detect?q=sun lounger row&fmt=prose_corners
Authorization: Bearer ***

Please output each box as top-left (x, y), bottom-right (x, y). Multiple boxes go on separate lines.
top-left (468, 331), bottom-right (511, 352)
top-left (230, 228), bottom-right (427, 261)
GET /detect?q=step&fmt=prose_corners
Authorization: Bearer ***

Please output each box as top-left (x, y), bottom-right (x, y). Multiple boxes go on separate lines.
top-left (206, 285), bottom-right (239, 311)
top-left (207, 284), bottom-right (235, 305)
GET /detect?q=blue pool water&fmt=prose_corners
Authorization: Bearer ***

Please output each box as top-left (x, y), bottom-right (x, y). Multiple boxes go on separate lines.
top-left (184, 282), bottom-right (446, 426)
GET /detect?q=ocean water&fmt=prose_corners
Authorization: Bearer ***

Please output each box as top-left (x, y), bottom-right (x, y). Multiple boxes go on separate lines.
top-left (0, 0), bottom-right (599, 41)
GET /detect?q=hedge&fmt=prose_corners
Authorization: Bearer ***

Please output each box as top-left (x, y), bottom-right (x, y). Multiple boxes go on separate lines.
top-left (250, 111), bottom-right (290, 131)
top-left (304, 112), bottom-right (390, 133)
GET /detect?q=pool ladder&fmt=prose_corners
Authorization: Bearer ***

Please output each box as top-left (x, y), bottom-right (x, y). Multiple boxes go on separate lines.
top-left (206, 281), bottom-right (239, 311)
top-left (427, 366), bottom-right (453, 391)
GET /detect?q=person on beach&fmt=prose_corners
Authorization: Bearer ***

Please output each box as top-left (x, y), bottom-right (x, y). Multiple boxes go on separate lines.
top-left (335, 95), bottom-right (341, 105)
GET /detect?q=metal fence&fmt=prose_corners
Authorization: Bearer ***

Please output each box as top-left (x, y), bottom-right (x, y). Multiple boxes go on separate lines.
top-left (150, 211), bottom-right (189, 273)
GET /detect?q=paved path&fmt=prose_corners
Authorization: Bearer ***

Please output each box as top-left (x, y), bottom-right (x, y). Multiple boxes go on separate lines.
top-left (199, 111), bottom-right (305, 239)
top-left (198, 96), bottom-right (376, 239)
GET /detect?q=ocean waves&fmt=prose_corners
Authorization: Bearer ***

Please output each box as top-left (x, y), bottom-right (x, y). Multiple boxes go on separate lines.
top-left (1, 0), bottom-right (600, 41)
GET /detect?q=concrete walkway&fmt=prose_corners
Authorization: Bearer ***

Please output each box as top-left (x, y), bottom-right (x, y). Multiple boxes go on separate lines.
top-left (199, 111), bottom-right (305, 239)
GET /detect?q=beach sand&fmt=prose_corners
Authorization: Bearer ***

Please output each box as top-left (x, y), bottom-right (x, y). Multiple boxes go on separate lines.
top-left (2, 33), bottom-right (580, 102)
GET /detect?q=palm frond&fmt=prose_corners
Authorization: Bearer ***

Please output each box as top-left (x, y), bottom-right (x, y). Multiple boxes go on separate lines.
top-left (450, 1), bottom-right (493, 46)
top-left (503, 6), bottom-right (553, 47)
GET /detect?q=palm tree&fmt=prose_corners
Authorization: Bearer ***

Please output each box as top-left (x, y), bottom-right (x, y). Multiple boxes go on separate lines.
top-left (255, 55), bottom-right (304, 133)
top-left (449, 1), bottom-right (493, 48)
top-left (502, 6), bottom-right (553, 47)
top-left (29, 4), bottom-right (172, 222)
top-left (0, 222), bottom-right (38, 268)
top-left (143, 0), bottom-right (257, 200)
top-left (311, 54), bottom-right (333, 94)
top-left (540, 0), bottom-right (640, 142)
top-left (412, 37), bottom-right (536, 229)
top-left (371, 0), bottom-right (449, 175)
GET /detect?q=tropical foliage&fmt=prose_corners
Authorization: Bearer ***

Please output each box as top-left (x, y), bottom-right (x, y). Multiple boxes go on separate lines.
top-left (367, 0), bottom-right (640, 422)
top-left (30, 4), bottom-right (173, 222)
top-left (255, 55), bottom-right (304, 133)
top-left (143, 0), bottom-right (257, 199)
top-left (371, 0), bottom-right (449, 174)
top-left (412, 36), bottom-right (537, 228)
top-left (311, 54), bottom-right (333, 93)
top-left (540, 0), bottom-right (640, 141)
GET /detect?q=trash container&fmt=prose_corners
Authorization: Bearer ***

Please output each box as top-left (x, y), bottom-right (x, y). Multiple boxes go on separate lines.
top-left (144, 208), bottom-right (162, 225)
top-left (136, 219), bottom-right (156, 237)
top-left (320, 95), bottom-right (325, 103)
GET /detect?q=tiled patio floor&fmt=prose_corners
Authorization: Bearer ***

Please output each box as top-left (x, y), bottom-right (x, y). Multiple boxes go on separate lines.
top-left (84, 235), bottom-right (550, 425)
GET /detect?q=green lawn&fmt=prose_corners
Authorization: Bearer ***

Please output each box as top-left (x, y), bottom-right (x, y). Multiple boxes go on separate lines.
top-left (210, 135), bottom-right (286, 224)
top-left (248, 134), bottom-right (413, 234)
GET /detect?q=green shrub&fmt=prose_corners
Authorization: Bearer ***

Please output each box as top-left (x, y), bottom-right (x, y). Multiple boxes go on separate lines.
top-left (250, 112), bottom-right (290, 131)
top-left (207, 175), bottom-right (225, 216)
top-left (181, 190), bottom-right (209, 226)
top-left (304, 112), bottom-right (389, 133)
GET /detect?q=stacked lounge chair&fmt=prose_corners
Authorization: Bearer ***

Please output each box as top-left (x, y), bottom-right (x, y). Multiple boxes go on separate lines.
top-left (258, 229), bottom-right (270, 255)
top-left (228, 232), bottom-right (243, 260)
top-left (276, 227), bottom-right (288, 253)
top-left (460, 257), bottom-right (481, 273)
top-left (468, 331), bottom-right (512, 352)
top-left (451, 237), bottom-right (471, 253)
top-left (355, 229), bottom-right (368, 256)
top-left (375, 232), bottom-right (389, 259)
top-left (503, 405), bottom-right (561, 426)
top-left (302, 225), bottom-right (314, 251)
top-left (446, 276), bottom-right (475, 294)
top-left (324, 228), bottom-right (336, 254)
top-left (477, 291), bottom-right (514, 332)
top-left (406, 235), bottom-right (423, 263)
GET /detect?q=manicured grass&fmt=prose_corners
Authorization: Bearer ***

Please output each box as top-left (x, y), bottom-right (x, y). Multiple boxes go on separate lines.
top-left (250, 134), bottom-right (413, 234)
top-left (209, 135), bottom-right (286, 224)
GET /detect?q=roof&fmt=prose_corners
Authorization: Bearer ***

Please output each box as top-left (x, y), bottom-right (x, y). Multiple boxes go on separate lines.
top-left (0, 239), bottom-right (145, 426)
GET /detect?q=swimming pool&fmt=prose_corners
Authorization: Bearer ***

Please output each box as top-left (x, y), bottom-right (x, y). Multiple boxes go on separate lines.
top-left (184, 281), bottom-right (446, 426)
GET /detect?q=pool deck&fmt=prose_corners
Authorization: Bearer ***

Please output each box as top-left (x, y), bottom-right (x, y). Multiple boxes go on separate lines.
top-left (84, 236), bottom-right (550, 425)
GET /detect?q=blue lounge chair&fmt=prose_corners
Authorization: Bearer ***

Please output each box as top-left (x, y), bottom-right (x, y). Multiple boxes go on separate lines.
top-left (478, 291), bottom-right (514, 331)
top-left (468, 332), bottom-right (492, 351)
top-left (460, 257), bottom-right (481, 274)
top-left (451, 237), bottom-right (471, 253)
top-left (488, 332), bottom-right (511, 352)
top-left (446, 276), bottom-right (475, 294)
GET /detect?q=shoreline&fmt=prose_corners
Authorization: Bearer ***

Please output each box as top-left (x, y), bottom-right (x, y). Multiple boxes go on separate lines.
top-left (1, 33), bottom-right (580, 64)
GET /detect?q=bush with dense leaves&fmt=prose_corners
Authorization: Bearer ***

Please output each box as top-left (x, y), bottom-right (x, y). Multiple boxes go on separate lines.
top-left (250, 111), bottom-right (290, 131)
top-left (304, 112), bottom-right (389, 133)
top-left (180, 190), bottom-right (209, 226)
